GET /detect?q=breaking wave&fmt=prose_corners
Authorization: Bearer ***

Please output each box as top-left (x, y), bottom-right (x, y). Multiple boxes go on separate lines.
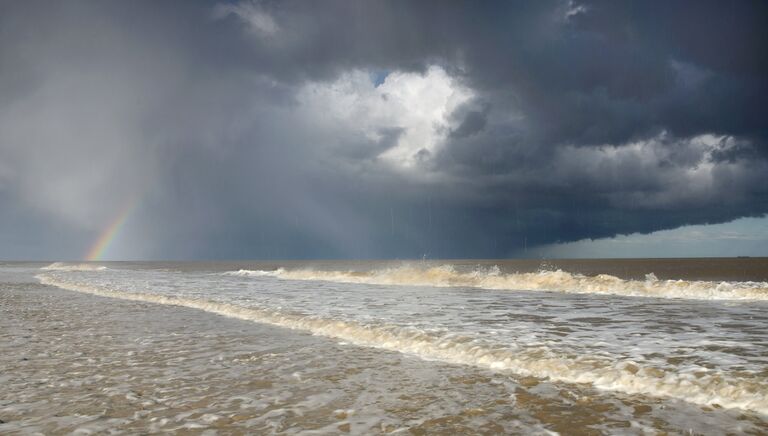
top-left (226, 265), bottom-right (768, 301)
top-left (41, 262), bottom-right (107, 272)
top-left (36, 273), bottom-right (768, 415)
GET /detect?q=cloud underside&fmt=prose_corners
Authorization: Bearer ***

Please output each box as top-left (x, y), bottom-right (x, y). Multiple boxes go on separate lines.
top-left (0, 0), bottom-right (766, 259)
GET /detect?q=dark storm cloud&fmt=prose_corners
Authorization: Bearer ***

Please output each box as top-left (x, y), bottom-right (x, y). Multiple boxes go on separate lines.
top-left (0, 0), bottom-right (766, 259)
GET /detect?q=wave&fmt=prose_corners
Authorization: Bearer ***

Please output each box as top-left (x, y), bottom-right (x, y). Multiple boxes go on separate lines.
top-left (41, 262), bottom-right (107, 272)
top-left (226, 265), bottom-right (768, 301)
top-left (37, 273), bottom-right (768, 415)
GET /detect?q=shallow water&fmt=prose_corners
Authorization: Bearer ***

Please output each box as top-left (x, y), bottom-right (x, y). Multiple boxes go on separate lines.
top-left (3, 260), bottom-right (768, 434)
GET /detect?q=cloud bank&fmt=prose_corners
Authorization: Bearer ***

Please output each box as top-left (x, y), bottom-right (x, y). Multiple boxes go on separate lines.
top-left (0, 0), bottom-right (766, 259)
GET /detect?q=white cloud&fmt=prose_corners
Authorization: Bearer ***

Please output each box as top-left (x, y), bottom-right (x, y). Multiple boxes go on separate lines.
top-left (551, 132), bottom-right (759, 209)
top-left (561, 0), bottom-right (588, 21)
top-left (297, 65), bottom-right (473, 170)
top-left (214, 1), bottom-right (279, 37)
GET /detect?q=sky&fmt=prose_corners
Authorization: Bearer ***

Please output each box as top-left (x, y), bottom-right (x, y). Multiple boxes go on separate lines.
top-left (0, 0), bottom-right (767, 260)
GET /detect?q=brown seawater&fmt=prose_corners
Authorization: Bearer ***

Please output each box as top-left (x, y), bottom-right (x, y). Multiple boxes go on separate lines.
top-left (1, 259), bottom-right (767, 434)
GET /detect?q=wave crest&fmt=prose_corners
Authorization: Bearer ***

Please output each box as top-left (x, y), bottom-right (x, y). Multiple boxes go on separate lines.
top-left (225, 269), bottom-right (280, 277)
top-left (227, 265), bottom-right (768, 300)
top-left (41, 262), bottom-right (107, 272)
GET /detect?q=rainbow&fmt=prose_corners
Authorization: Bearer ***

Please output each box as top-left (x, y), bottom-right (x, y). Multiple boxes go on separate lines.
top-left (85, 197), bottom-right (139, 261)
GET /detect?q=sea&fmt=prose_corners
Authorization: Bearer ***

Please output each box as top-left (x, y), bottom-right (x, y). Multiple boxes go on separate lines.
top-left (2, 258), bottom-right (767, 434)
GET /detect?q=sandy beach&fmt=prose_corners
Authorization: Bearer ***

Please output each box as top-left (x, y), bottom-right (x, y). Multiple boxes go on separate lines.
top-left (1, 281), bottom-right (552, 434)
top-left (2, 263), bottom-right (767, 435)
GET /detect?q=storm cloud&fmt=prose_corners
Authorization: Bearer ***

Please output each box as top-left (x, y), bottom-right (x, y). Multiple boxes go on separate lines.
top-left (0, 0), bottom-right (766, 259)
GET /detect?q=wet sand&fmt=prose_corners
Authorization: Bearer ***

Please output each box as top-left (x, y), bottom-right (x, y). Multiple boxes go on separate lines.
top-left (0, 283), bottom-right (539, 434)
top-left (2, 281), bottom-right (766, 435)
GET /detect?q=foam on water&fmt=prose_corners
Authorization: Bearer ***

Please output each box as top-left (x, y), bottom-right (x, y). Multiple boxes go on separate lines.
top-left (41, 262), bottom-right (107, 272)
top-left (227, 265), bottom-right (768, 300)
top-left (36, 273), bottom-right (768, 415)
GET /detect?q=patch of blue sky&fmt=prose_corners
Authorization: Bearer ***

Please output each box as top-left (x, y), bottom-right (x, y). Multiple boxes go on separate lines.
top-left (369, 70), bottom-right (389, 87)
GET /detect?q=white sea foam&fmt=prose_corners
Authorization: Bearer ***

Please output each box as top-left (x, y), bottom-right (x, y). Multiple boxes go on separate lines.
top-left (36, 273), bottom-right (768, 415)
top-left (225, 265), bottom-right (768, 300)
top-left (226, 269), bottom-right (277, 277)
top-left (41, 262), bottom-right (107, 272)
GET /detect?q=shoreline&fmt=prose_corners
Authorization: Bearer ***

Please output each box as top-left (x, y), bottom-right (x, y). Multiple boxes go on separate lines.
top-left (2, 280), bottom-right (767, 434)
top-left (0, 282), bottom-right (543, 434)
